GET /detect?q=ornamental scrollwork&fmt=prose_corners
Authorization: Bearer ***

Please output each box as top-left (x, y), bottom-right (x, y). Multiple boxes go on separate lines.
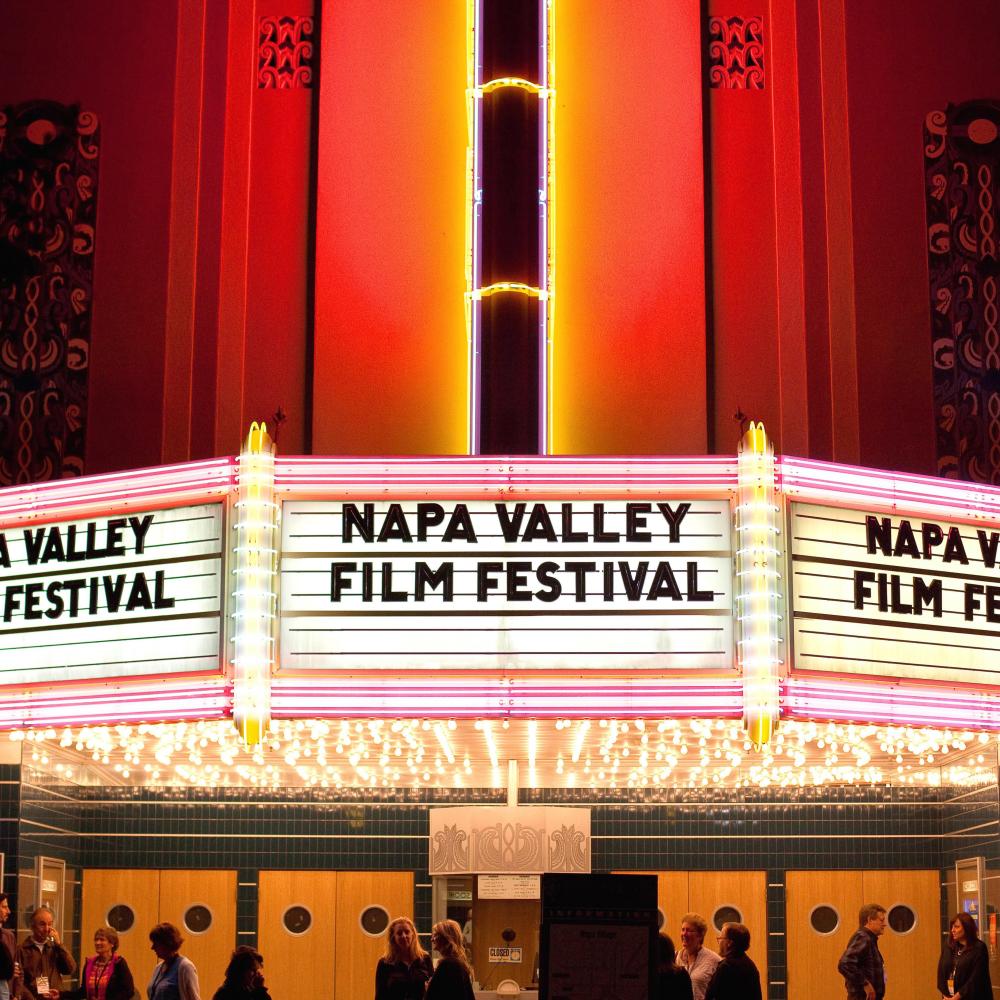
top-left (474, 822), bottom-right (544, 871)
top-left (924, 100), bottom-right (1000, 483)
top-left (430, 823), bottom-right (469, 874)
top-left (549, 823), bottom-right (589, 872)
top-left (0, 100), bottom-right (97, 485)
top-left (258, 16), bottom-right (315, 89)
top-left (707, 16), bottom-right (765, 91)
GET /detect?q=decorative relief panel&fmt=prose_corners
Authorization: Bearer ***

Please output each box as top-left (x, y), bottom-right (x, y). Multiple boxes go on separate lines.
top-left (0, 101), bottom-right (98, 486)
top-left (258, 15), bottom-right (315, 89)
top-left (707, 15), bottom-right (765, 90)
top-left (429, 806), bottom-right (591, 875)
top-left (924, 101), bottom-right (1000, 483)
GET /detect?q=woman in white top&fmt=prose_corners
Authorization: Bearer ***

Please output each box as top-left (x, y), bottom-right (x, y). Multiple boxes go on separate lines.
top-left (677, 914), bottom-right (721, 1000)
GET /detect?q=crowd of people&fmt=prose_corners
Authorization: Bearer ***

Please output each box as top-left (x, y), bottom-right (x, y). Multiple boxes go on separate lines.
top-left (0, 897), bottom-right (267, 1000)
top-left (0, 893), bottom-right (993, 1000)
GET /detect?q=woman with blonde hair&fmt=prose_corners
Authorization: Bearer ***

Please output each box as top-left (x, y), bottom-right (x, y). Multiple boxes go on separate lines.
top-left (426, 921), bottom-right (474, 1000)
top-left (374, 918), bottom-right (432, 1000)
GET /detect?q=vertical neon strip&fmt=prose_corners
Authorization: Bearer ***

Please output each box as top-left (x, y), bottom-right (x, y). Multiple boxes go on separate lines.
top-left (466, 0), bottom-right (483, 454)
top-left (736, 422), bottom-right (782, 747)
top-left (543, 0), bottom-right (555, 455)
top-left (467, 1), bottom-right (553, 455)
top-left (231, 422), bottom-right (278, 746)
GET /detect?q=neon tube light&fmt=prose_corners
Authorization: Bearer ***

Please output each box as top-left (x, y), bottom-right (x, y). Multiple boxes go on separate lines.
top-left (466, 0), bottom-right (555, 455)
top-left (0, 458), bottom-right (236, 526)
top-left (779, 456), bottom-right (1000, 522)
top-left (231, 423), bottom-right (278, 746)
top-left (783, 678), bottom-right (1000, 730)
top-left (471, 282), bottom-right (548, 300)
top-left (543, 0), bottom-right (555, 454)
top-left (480, 78), bottom-right (550, 95)
top-left (0, 681), bottom-right (230, 729)
top-left (466, 0), bottom-right (483, 454)
top-left (736, 423), bottom-right (782, 747)
top-left (270, 678), bottom-right (744, 719)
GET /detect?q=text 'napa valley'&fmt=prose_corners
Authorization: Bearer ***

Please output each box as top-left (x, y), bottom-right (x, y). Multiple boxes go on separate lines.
top-left (325, 501), bottom-right (720, 605)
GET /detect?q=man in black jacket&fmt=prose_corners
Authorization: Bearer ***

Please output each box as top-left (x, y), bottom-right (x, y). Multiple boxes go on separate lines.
top-left (838, 904), bottom-right (887, 1000)
top-left (704, 923), bottom-right (761, 1000)
top-left (16, 908), bottom-right (75, 1000)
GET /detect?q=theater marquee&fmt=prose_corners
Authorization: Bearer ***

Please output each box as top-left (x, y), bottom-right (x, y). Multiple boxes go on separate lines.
top-left (279, 498), bottom-right (734, 671)
top-left (1, 444), bottom-right (999, 736)
top-left (790, 502), bottom-right (1000, 685)
top-left (0, 503), bottom-right (224, 684)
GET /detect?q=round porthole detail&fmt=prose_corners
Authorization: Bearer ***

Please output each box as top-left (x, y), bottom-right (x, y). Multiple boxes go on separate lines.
top-left (183, 904), bottom-right (213, 935)
top-left (282, 905), bottom-right (312, 936)
top-left (712, 905), bottom-right (743, 932)
top-left (360, 905), bottom-right (390, 937)
top-left (887, 904), bottom-right (916, 934)
top-left (106, 904), bottom-right (135, 934)
top-left (810, 904), bottom-right (840, 935)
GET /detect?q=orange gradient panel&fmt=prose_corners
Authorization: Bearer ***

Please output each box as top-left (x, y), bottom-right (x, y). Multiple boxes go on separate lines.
top-left (552, 0), bottom-right (706, 456)
top-left (313, 1), bottom-right (467, 455)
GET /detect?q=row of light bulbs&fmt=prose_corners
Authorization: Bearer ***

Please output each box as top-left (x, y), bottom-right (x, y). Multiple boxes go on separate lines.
top-left (12, 719), bottom-right (997, 791)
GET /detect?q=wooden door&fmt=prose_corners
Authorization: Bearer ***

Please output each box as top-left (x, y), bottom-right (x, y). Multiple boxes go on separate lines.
top-left (158, 870), bottom-right (236, 998)
top-left (334, 872), bottom-right (414, 1000)
top-left (862, 870), bottom-right (939, 1000)
top-left (615, 871), bottom-right (689, 944)
top-left (82, 869), bottom-right (160, 988)
top-left (688, 870), bottom-right (767, 987)
top-left (786, 870), bottom-right (863, 999)
top-left (471, 881), bottom-right (539, 990)
top-left (257, 871), bottom-right (338, 1000)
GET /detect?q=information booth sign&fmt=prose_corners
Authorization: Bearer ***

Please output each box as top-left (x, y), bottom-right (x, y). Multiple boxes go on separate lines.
top-left (539, 873), bottom-right (657, 1000)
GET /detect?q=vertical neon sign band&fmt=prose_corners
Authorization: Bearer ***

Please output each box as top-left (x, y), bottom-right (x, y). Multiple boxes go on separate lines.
top-left (466, 0), bottom-right (483, 455)
top-left (467, 1), bottom-right (554, 455)
top-left (736, 422), bottom-right (783, 747)
top-left (543, 0), bottom-right (555, 456)
top-left (231, 422), bottom-right (278, 746)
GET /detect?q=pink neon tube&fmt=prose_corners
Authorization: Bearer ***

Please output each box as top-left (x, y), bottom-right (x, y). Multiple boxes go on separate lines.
top-left (782, 678), bottom-right (1000, 730)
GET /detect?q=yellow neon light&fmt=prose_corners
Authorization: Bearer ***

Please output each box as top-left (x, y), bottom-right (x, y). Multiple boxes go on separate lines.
top-left (478, 77), bottom-right (551, 95)
top-left (231, 421), bottom-right (278, 747)
top-left (469, 281), bottom-right (547, 301)
top-left (735, 421), bottom-right (783, 749)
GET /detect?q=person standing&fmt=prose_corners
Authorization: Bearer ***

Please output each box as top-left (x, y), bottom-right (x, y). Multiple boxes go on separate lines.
top-left (374, 918), bottom-right (433, 1000)
top-left (17, 908), bottom-right (76, 1000)
top-left (211, 947), bottom-right (270, 1000)
top-left (937, 912), bottom-right (992, 1000)
top-left (838, 904), bottom-right (886, 1000)
top-left (704, 923), bottom-right (761, 1000)
top-left (147, 923), bottom-right (200, 1000)
top-left (425, 921), bottom-right (474, 1000)
top-left (677, 914), bottom-right (721, 1000)
top-left (0, 895), bottom-right (22, 1000)
top-left (656, 932), bottom-right (693, 1000)
top-left (61, 927), bottom-right (135, 1000)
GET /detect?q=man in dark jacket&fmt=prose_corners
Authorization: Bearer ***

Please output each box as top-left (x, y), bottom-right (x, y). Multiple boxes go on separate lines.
top-left (838, 904), bottom-right (886, 1000)
top-left (704, 923), bottom-right (761, 1000)
top-left (16, 908), bottom-right (75, 1000)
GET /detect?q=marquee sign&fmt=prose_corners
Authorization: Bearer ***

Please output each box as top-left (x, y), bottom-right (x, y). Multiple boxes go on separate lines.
top-left (0, 503), bottom-right (224, 685)
top-left (790, 502), bottom-right (1000, 685)
top-left (279, 498), bottom-right (734, 671)
top-left (2, 445), bottom-right (1000, 737)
